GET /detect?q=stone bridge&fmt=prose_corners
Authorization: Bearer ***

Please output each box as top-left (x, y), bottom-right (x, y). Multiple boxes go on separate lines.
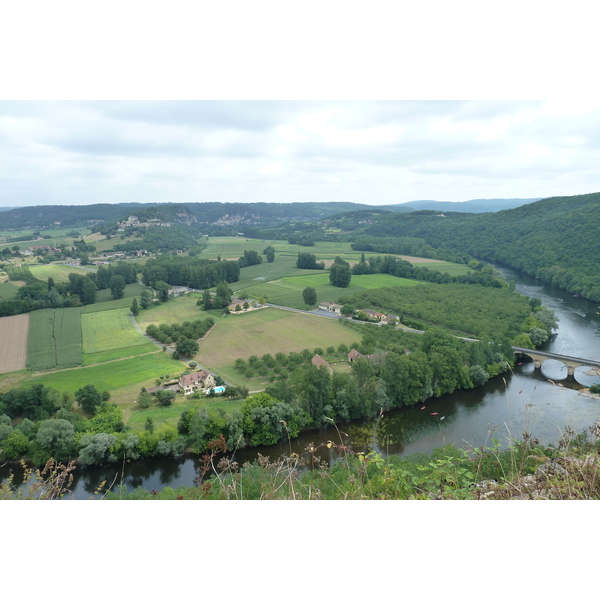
top-left (513, 346), bottom-right (600, 377)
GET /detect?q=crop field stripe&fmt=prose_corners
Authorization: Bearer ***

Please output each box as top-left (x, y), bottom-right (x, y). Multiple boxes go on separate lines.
top-left (27, 308), bottom-right (82, 371)
top-left (27, 309), bottom-right (56, 370)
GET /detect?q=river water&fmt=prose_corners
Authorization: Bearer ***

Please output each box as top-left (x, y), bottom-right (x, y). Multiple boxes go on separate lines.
top-left (3, 264), bottom-right (600, 498)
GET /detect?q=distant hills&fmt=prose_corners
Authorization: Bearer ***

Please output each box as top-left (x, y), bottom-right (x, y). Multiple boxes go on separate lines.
top-left (0, 197), bottom-right (542, 228)
top-left (396, 197), bottom-right (543, 213)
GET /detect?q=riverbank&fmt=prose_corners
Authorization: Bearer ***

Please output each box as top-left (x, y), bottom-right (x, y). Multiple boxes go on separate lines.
top-left (5, 415), bottom-right (598, 500)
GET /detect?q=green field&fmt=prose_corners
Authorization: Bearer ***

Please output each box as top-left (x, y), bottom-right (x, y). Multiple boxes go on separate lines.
top-left (82, 308), bottom-right (153, 354)
top-left (82, 344), bottom-right (160, 366)
top-left (126, 396), bottom-right (244, 431)
top-left (242, 272), bottom-right (426, 308)
top-left (27, 308), bottom-right (83, 371)
top-left (81, 283), bottom-right (147, 311)
top-left (31, 352), bottom-right (183, 395)
top-left (195, 307), bottom-right (364, 387)
top-left (197, 238), bottom-right (471, 304)
top-left (27, 263), bottom-right (98, 284)
top-left (135, 293), bottom-right (210, 328)
top-left (0, 281), bottom-right (19, 300)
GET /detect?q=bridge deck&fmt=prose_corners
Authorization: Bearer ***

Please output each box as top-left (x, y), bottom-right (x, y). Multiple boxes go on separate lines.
top-left (513, 347), bottom-right (600, 368)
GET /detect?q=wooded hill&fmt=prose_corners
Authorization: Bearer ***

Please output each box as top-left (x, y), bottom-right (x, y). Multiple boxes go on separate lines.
top-left (350, 192), bottom-right (600, 302)
top-left (0, 196), bottom-right (542, 230)
top-left (0, 201), bottom-right (412, 230)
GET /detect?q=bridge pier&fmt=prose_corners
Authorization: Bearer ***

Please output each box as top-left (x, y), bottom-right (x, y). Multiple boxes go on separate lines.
top-left (514, 346), bottom-right (600, 383)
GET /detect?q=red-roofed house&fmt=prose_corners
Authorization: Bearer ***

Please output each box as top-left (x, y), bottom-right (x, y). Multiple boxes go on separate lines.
top-left (311, 354), bottom-right (333, 374)
top-left (347, 349), bottom-right (364, 362)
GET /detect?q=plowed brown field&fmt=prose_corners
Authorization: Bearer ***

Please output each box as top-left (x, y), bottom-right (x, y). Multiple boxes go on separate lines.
top-left (0, 314), bottom-right (29, 373)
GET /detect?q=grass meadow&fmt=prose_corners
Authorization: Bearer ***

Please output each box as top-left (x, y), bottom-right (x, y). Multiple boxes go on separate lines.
top-left (30, 351), bottom-right (184, 396)
top-left (27, 263), bottom-right (97, 284)
top-left (82, 308), bottom-right (156, 359)
top-left (135, 293), bottom-right (211, 328)
top-left (0, 281), bottom-right (19, 300)
top-left (197, 238), bottom-right (470, 307)
top-left (243, 272), bottom-right (426, 308)
top-left (81, 283), bottom-right (147, 311)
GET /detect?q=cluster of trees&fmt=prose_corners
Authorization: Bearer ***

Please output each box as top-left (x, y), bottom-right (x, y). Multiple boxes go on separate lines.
top-left (0, 262), bottom-right (140, 317)
top-left (302, 287), bottom-right (317, 306)
top-left (0, 382), bottom-right (186, 465)
top-left (141, 255), bottom-right (240, 290)
top-left (296, 253), bottom-right (325, 270)
top-left (351, 253), bottom-right (504, 288)
top-left (329, 256), bottom-right (352, 287)
top-left (344, 284), bottom-right (556, 344)
top-left (238, 249), bottom-right (262, 268)
top-left (113, 225), bottom-right (198, 254)
top-left (263, 246), bottom-right (275, 263)
top-left (233, 348), bottom-right (338, 382)
top-left (197, 282), bottom-right (232, 310)
top-left (145, 316), bottom-right (215, 347)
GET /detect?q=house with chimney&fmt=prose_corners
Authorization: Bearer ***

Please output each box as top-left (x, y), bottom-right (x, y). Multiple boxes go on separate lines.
top-left (179, 370), bottom-right (216, 395)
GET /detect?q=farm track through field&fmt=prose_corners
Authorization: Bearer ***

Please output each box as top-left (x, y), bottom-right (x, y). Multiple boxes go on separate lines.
top-left (30, 349), bottom-right (162, 375)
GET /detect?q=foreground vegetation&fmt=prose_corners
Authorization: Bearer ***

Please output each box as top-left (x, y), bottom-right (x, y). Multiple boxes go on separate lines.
top-left (3, 418), bottom-right (599, 499)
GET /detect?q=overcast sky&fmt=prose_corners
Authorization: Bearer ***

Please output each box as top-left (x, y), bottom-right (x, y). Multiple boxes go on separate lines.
top-left (2, 100), bottom-right (600, 208)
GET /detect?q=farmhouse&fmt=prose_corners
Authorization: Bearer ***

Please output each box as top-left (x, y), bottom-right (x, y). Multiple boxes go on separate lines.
top-left (381, 314), bottom-right (399, 325)
top-left (179, 370), bottom-right (216, 395)
top-left (311, 354), bottom-right (333, 374)
top-left (348, 349), bottom-right (364, 362)
top-left (363, 309), bottom-right (385, 322)
top-left (228, 299), bottom-right (248, 312)
top-left (318, 301), bottom-right (343, 314)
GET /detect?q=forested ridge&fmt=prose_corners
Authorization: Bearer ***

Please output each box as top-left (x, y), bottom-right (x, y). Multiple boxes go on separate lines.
top-left (355, 192), bottom-right (600, 301)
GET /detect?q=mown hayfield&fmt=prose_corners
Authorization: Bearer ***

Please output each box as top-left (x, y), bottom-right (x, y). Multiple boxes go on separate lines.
top-left (27, 263), bottom-right (97, 284)
top-left (199, 237), bottom-right (471, 299)
top-left (246, 273), bottom-right (426, 308)
top-left (279, 272), bottom-right (424, 290)
top-left (82, 283), bottom-right (147, 311)
top-left (82, 308), bottom-right (151, 354)
top-left (195, 307), bottom-right (364, 384)
top-left (31, 352), bottom-right (183, 395)
top-left (0, 281), bottom-right (19, 300)
top-left (135, 293), bottom-right (212, 328)
top-left (27, 308), bottom-right (83, 371)
top-left (82, 345), bottom-right (160, 367)
top-left (0, 314), bottom-right (29, 374)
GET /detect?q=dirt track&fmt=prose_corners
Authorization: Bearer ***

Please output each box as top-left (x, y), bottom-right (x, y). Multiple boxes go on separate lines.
top-left (0, 313), bottom-right (29, 373)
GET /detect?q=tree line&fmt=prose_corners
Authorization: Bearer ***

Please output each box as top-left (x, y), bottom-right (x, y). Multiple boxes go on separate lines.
top-left (0, 262), bottom-right (139, 317)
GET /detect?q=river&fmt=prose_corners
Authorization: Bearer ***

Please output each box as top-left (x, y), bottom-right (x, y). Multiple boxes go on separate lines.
top-left (2, 264), bottom-right (599, 498)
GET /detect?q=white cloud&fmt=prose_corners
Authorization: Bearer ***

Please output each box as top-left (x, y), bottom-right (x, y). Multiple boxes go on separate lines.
top-left (1, 100), bottom-right (600, 207)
